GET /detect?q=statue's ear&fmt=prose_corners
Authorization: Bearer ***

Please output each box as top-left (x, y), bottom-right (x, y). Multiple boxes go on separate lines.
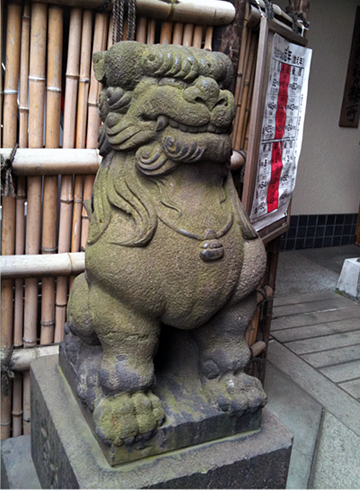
top-left (93, 51), bottom-right (106, 83)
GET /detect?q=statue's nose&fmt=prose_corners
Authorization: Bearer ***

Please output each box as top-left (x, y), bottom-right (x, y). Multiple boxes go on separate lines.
top-left (183, 76), bottom-right (224, 111)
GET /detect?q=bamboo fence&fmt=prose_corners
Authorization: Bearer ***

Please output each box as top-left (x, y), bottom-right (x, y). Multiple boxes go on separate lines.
top-left (0, 0), bottom-right (284, 440)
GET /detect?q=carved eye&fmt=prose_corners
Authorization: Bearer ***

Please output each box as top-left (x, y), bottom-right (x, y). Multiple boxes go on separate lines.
top-left (105, 87), bottom-right (132, 113)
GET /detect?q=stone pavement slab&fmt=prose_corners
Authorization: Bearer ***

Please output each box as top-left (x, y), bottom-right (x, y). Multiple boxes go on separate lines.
top-left (309, 411), bottom-right (360, 489)
top-left (264, 363), bottom-right (322, 489)
top-left (1, 434), bottom-right (41, 489)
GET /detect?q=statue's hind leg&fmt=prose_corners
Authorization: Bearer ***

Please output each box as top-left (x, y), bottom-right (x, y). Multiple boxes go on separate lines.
top-left (193, 292), bottom-right (267, 416)
top-left (89, 285), bottom-right (165, 447)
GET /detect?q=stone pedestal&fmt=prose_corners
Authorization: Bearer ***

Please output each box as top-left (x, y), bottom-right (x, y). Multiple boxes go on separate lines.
top-left (31, 355), bottom-right (293, 489)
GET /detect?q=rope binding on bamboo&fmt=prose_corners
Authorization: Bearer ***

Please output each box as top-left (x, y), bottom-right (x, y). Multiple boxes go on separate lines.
top-left (0, 144), bottom-right (18, 197)
top-left (285, 7), bottom-right (310, 32)
top-left (112, 0), bottom-right (136, 43)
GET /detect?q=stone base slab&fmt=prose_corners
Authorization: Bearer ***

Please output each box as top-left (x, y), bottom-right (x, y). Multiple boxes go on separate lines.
top-left (31, 355), bottom-right (293, 489)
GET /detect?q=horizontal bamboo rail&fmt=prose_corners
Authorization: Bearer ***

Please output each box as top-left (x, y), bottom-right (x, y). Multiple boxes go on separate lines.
top-left (1, 148), bottom-right (101, 174)
top-left (2, 148), bottom-right (243, 175)
top-left (31, 0), bottom-right (235, 25)
top-left (1, 345), bottom-right (59, 372)
top-left (1, 253), bottom-right (85, 279)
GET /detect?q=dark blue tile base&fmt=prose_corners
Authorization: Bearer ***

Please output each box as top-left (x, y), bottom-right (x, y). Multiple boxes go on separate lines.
top-left (280, 213), bottom-right (358, 251)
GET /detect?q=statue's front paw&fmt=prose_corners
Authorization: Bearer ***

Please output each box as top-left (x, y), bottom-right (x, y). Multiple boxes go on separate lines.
top-left (203, 372), bottom-right (267, 417)
top-left (93, 391), bottom-right (165, 446)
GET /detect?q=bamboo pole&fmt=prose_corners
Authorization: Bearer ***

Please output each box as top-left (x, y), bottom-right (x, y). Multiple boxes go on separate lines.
top-left (13, 1), bottom-right (31, 439)
top-left (40, 5), bottom-right (63, 345)
top-left (192, 25), bottom-right (203, 48)
top-left (3, 345), bottom-right (60, 372)
top-left (54, 7), bottom-right (82, 344)
top-left (1, 0), bottom-right (22, 441)
top-left (23, 1), bottom-right (48, 436)
top-left (147, 18), bottom-right (156, 44)
top-left (80, 12), bottom-right (107, 254)
top-left (107, 12), bottom-right (113, 47)
top-left (204, 26), bottom-right (213, 50)
top-left (30, 0), bottom-right (236, 26)
top-left (160, 21), bottom-right (173, 44)
top-left (182, 23), bottom-right (194, 46)
top-left (1, 253), bottom-right (86, 279)
top-left (11, 373), bottom-right (23, 438)
top-left (234, 30), bottom-right (257, 151)
top-left (1, 148), bottom-right (102, 174)
top-left (136, 16), bottom-right (147, 43)
top-left (71, 9), bottom-right (93, 262)
top-left (14, 2), bottom-right (31, 351)
top-left (231, 1), bottom-right (249, 147)
top-left (172, 22), bottom-right (183, 45)
top-left (242, 44), bottom-right (257, 150)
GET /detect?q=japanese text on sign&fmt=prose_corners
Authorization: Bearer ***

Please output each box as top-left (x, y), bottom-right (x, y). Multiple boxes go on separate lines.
top-left (250, 34), bottom-right (312, 230)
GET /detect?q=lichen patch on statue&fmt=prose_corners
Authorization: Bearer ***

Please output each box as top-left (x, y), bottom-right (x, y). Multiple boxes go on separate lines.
top-left (65, 41), bottom-right (267, 451)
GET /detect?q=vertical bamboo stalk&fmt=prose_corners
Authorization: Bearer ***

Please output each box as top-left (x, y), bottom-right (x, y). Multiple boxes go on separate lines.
top-left (231, 2), bottom-right (250, 146)
top-left (182, 23), bottom-right (194, 46)
top-left (12, 1), bottom-right (31, 439)
top-left (54, 8), bottom-right (82, 343)
top-left (71, 9), bottom-right (92, 262)
top-left (160, 21), bottom-right (173, 44)
top-left (147, 18), bottom-right (156, 44)
top-left (40, 6), bottom-right (63, 345)
top-left (204, 26), bottom-right (213, 50)
top-left (22, 372), bottom-right (31, 434)
top-left (107, 12), bottom-right (113, 48)
top-left (1, 0), bottom-right (22, 441)
top-left (192, 25), bottom-right (203, 48)
top-left (80, 12), bottom-right (107, 254)
top-left (136, 16), bottom-right (147, 43)
top-left (14, 2), bottom-right (31, 351)
top-left (234, 31), bottom-right (257, 151)
top-left (22, 1), bottom-right (47, 436)
top-left (242, 43), bottom-right (257, 150)
top-left (11, 373), bottom-right (23, 438)
top-left (172, 22), bottom-right (183, 45)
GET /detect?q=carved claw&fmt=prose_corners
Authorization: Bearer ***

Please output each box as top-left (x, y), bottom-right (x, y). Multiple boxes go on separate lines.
top-left (93, 391), bottom-right (165, 447)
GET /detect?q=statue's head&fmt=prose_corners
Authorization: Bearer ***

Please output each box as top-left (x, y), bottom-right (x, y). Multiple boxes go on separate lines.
top-left (94, 41), bottom-right (235, 176)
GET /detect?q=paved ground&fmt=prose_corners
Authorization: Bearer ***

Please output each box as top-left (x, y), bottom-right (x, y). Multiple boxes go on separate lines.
top-left (267, 244), bottom-right (360, 489)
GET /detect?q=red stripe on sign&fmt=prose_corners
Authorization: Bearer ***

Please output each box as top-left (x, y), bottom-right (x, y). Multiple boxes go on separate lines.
top-left (267, 63), bottom-right (291, 212)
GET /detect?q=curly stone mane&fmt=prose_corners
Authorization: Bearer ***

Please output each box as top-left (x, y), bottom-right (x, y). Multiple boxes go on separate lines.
top-left (86, 42), bottom-right (236, 248)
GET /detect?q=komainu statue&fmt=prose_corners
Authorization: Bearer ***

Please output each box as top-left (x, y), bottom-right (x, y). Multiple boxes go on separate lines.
top-left (63, 41), bottom-right (267, 453)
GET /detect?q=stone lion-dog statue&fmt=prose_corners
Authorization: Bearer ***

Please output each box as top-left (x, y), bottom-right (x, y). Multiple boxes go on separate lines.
top-left (64, 41), bottom-right (267, 449)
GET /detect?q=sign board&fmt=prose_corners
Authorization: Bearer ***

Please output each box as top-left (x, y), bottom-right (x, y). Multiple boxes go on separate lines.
top-left (242, 17), bottom-right (311, 243)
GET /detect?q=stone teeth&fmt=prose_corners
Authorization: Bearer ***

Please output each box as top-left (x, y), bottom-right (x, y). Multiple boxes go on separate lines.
top-left (207, 124), bottom-right (216, 133)
top-left (156, 115), bottom-right (169, 131)
top-left (187, 126), bottom-right (197, 133)
top-left (179, 124), bottom-right (187, 132)
top-left (169, 119), bottom-right (179, 128)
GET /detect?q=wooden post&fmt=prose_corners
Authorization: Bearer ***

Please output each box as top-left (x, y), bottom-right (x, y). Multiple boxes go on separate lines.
top-left (54, 7), bottom-right (82, 343)
top-left (1, 0), bottom-right (22, 441)
top-left (40, 5), bottom-right (63, 345)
